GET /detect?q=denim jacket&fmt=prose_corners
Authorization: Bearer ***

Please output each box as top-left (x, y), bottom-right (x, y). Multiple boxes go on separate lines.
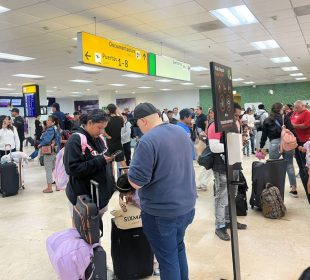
top-left (40, 125), bottom-right (61, 153)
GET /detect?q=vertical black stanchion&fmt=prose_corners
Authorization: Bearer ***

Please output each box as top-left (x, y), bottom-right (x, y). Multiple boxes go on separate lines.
top-left (210, 61), bottom-right (241, 280)
top-left (223, 132), bottom-right (241, 280)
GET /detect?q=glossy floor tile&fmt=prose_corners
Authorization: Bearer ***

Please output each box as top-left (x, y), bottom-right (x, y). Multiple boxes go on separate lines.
top-left (0, 151), bottom-right (309, 280)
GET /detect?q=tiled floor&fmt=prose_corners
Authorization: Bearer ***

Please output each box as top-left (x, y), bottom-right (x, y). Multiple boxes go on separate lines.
top-left (0, 150), bottom-right (309, 280)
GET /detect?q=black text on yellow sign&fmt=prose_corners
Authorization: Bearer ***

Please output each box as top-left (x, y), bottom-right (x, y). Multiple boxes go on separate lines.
top-left (78, 32), bottom-right (148, 75)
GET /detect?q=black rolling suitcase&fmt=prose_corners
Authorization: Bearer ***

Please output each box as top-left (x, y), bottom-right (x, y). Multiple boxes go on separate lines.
top-left (0, 145), bottom-right (19, 197)
top-left (111, 219), bottom-right (154, 280)
top-left (250, 159), bottom-right (287, 209)
top-left (85, 245), bottom-right (107, 280)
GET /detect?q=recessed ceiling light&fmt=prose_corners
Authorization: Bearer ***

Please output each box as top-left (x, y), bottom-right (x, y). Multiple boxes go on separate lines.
top-left (270, 57), bottom-right (291, 63)
top-left (199, 85), bottom-right (210, 88)
top-left (210, 5), bottom-right (258, 27)
top-left (46, 90), bottom-right (54, 93)
top-left (71, 91), bottom-right (83, 94)
top-left (0, 5), bottom-right (10, 14)
top-left (295, 77), bottom-right (307, 80)
top-left (109, 83), bottom-right (126, 87)
top-left (138, 86), bottom-right (152, 89)
top-left (156, 79), bottom-right (172, 83)
top-left (0, 87), bottom-right (16, 90)
top-left (191, 66), bottom-right (208, 72)
top-left (232, 78), bottom-right (244, 81)
top-left (243, 81), bottom-right (255, 84)
top-left (181, 82), bottom-right (194, 85)
top-left (13, 74), bottom-right (44, 78)
top-left (290, 73), bottom-right (303, 77)
top-left (70, 66), bottom-right (102, 72)
top-left (132, 91), bottom-right (135, 94)
top-left (72, 37), bottom-right (77, 41)
top-left (122, 74), bottom-right (144, 78)
top-left (0, 52), bottom-right (35, 61)
top-left (250, 40), bottom-right (279, 50)
top-left (53, 86), bottom-right (58, 89)
top-left (7, 83), bottom-right (12, 86)
top-left (86, 89), bottom-right (91, 91)
top-left (69, 79), bottom-right (93, 83)
top-left (282, 66), bottom-right (299, 71)
top-left (160, 88), bottom-right (172, 91)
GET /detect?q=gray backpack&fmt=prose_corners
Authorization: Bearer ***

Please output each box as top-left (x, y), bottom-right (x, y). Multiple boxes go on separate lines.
top-left (261, 183), bottom-right (286, 219)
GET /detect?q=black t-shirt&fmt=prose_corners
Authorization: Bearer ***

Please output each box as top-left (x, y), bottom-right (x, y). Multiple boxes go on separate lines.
top-left (13, 115), bottom-right (25, 139)
top-left (105, 115), bottom-right (124, 146)
top-left (35, 119), bottom-right (43, 139)
top-left (196, 114), bottom-right (207, 131)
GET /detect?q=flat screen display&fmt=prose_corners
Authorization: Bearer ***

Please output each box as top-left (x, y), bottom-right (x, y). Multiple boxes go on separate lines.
top-left (0, 99), bottom-right (11, 107)
top-left (11, 98), bottom-right (22, 107)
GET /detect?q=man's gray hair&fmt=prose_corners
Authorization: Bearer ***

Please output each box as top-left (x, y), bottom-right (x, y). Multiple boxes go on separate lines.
top-left (294, 100), bottom-right (305, 106)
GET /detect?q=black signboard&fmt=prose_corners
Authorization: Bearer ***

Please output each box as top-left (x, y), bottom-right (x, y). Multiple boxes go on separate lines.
top-left (23, 85), bottom-right (40, 117)
top-left (210, 62), bottom-right (234, 133)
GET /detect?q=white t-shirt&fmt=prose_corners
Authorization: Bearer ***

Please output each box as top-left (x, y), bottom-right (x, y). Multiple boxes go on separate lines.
top-left (0, 127), bottom-right (20, 151)
top-left (241, 114), bottom-right (255, 129)
top-left (162, 113), bottom-right (169, 123)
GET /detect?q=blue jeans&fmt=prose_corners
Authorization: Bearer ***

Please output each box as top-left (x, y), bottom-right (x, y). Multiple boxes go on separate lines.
top-left (269, 138), bottom-right (297, 187)
top-left (141, 209), bottom-right (195, 280)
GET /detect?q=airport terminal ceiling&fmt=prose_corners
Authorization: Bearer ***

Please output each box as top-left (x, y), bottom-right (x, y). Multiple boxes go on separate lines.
top-left (0, 0), bottom-right (309, 98)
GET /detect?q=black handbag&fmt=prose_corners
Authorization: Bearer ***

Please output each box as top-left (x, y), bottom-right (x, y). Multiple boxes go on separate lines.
top-left (197, 145), bottom-right (214, 170)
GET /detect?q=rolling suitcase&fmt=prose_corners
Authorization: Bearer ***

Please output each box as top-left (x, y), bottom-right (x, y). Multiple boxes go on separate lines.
top-left (85, 245), bottom-right (107, 280)
top-left (73, 180), bottom-right (103, 244)
top-left (111, 219), bottom-right (154, 280)
top-left (0, 145), bottom-right (19, 197)
top-left (250, 159), bottom-right (287, 209)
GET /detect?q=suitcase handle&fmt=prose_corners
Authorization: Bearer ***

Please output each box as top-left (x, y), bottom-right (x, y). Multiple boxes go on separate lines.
top-left (90, 180), bottom-right (99, 208)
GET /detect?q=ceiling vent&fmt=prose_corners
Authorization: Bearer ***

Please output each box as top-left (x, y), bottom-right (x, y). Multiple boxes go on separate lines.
top-left (238, 50), bottom-right (261, 56)
top-left (294, 5), bottom-right (310, 16)
top-left (191, 20), bottom-right (226, 32)
top-left (263, 66), bottom-right (281, 70)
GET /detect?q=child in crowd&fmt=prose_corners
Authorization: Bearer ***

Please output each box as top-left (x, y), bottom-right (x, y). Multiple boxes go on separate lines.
top-left (299, 137), bottom-right (310, 194)
top-left (242, 124), bottom-right (250, 157)
top-left (110, 173), bottom-right (142, 230)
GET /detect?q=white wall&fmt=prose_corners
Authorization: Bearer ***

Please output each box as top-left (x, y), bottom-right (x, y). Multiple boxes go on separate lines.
top-left (57, 90), bottom-right (200, 114)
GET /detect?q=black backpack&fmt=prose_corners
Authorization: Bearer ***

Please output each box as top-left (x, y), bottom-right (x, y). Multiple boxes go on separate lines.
top-left (236, 171), bottom-right (248, 216)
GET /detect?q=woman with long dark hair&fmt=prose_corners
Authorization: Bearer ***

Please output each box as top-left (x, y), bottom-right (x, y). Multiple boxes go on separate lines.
top-left (0, 115), bottom-right (20, 157)
top-left (260, 103), bottom-right (300, 197)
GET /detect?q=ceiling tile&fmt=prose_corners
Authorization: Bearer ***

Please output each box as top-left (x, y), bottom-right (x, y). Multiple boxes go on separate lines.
top-left (195, 0), bottom-right (244, 11)
top-left (106, 0), bottom-right (154, 15)
top-left (18, 3), bottom-right (68, 18)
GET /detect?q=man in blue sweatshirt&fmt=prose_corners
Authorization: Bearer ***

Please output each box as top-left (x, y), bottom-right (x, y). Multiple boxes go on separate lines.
top-left (128, 102), bottom-right (196, 280)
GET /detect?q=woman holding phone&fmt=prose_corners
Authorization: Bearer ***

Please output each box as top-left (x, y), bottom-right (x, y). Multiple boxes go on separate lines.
top-left (64, 109), bottom-right (116, 217)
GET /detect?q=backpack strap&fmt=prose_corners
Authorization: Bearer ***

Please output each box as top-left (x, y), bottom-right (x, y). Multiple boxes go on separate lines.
top-left (75, 133), bottom-right (93, 155)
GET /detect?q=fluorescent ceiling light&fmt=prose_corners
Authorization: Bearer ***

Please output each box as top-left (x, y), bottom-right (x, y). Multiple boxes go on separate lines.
top-left (46, 90), bottom-right (54, 93)
top-left (295, 77), bottom-right (307, 80)
top-left (282, 66), bottom-right (298, 71)
top-left (122, 74), bottom-right (144, 78)
top-left (156, 79), bottom-right (172, 83)
top-left (270, 57), bottom-right (291, 63)
top-left (70, 66), bottom-right (102, 72)
top-left (160, 89), bottom-right (172, 91)
top-left (86, 89), bottom-right (91, 91)
top-left (232, 78), bottom-right (244, 82)
top-left (243, 81), bottom-right (255, 84)
top-left (13, 74), bottom-right (44, 78)
top-left (69, 79), bottom-right (93, 83)
top-left (0, 87), bottom-right (16, 90)
top-left (0, 52), bottom-right (35, 61)
top-left (199, 85), bottom-right (210, 88)
top-left (250, 40), bottom-right (279, 50)
top-left (290, 73), bottom-right (303, 77)
top-left (191, 66), bottom-right (208, 72)
top-left (71, 91), bottom-right (82, 94)
top-left (109, 83), bottom-right (126, 87)
top-left (181, 82), bottom-right (194, 85)
top-left (138, 86), bottom-right (152, 89)
top-left (0, 6), bottom-right (10, 13)
top-left (210, 5), bottom-right (258, 27)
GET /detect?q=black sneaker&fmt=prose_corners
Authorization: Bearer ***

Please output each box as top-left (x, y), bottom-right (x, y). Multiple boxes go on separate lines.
top-left (215, 228), bottom-right (230, 241)
top-left (226, 222), bottom-right (247, 230)
top-left (289, 190), bottom-right (298, 198)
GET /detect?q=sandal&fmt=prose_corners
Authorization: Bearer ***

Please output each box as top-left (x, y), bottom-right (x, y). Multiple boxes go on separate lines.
top-left (43, 189), bottom-right (53, 193)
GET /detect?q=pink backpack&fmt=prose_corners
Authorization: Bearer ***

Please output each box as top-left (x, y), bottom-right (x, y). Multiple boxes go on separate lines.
top-left (53, 133), bottom-right (106, 190)
top-left (279, 115), bottom-right (298, 153)
top-left (46, 228), bottom-right (99, 280)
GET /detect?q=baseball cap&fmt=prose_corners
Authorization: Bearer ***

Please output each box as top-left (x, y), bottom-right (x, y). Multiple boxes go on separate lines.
top-left (10, 108), bottom-right (19, 113)
top-left (179, 108), bottom-right (195, 120)
top-left (133, 102), bottom-right (158, 119)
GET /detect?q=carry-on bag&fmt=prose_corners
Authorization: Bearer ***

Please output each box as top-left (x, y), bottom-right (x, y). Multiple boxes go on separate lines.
top-left (73, 180), bottom-right (103, 244)
top-left (250, 159), bottom-right (287, 209)
top-left (85, 245), bottom-right (107, 280)
top-left (111, 219), bottom-right (154, 280)
top-left (46, 228), bottom-right (94, 280)
top-left (0, 144), bottom-right (19, 197)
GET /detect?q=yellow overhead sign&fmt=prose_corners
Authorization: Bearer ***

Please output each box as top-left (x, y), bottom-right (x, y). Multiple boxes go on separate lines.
top-left (78, 32), bottom-right (148, 75)
top-left (22, 85), bottom-right (37, 94)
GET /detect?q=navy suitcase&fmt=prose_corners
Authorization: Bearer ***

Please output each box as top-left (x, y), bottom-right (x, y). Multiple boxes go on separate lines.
top-left (111, 219), bottom-right (154, 280)
top-left (85, 245), bottom-right (107, 280)
top-left (250, 159), bottom-right (287, 209)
